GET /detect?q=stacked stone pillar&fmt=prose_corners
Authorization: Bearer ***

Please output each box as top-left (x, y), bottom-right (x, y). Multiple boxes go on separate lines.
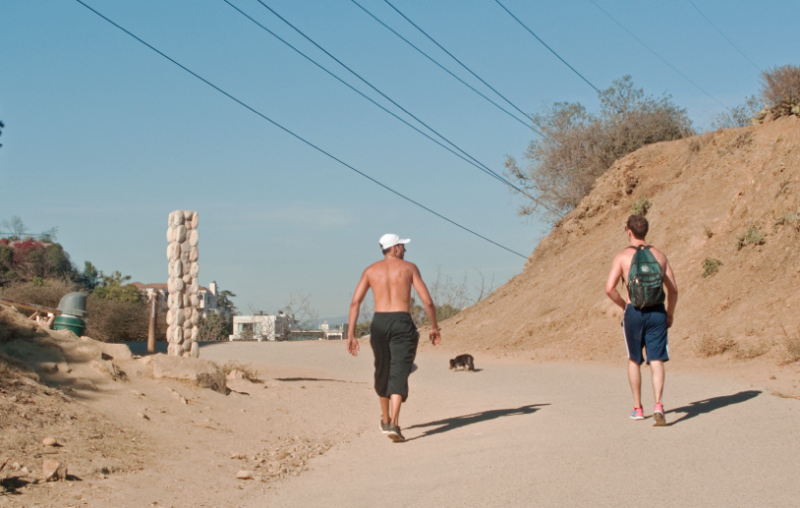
top-left (166, 210), bottom-right (200, 358)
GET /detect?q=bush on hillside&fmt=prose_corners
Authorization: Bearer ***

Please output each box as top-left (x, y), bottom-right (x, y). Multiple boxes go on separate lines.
top-left (0, 279), bottom-right (78, 308)
top-left (761, 65), bottom-right (800, 118)
top-left (85, 296), bottom-right (149, 342)
top-left (0, 239), bottom-right (75, 284)
top-left (505, 76), bottom-right (693, 221)
top-left (711, 95), bottom-right (762, 129)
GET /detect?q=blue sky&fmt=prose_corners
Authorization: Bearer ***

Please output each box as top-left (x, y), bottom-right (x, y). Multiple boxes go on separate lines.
top-left (1, 0), bottom-right (797, 317)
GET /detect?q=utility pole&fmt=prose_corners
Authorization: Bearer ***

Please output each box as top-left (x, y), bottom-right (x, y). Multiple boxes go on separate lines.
top-left (147, 292), bottom-right (159, 353)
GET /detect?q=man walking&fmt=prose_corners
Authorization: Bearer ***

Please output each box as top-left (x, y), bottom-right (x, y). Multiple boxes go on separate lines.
top-left (347, 234), bottom-right (441, 442)
top-left (605, 215), bottom-right (678, 426)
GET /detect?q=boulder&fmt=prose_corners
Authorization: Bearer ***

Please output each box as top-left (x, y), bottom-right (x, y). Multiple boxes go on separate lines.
top-left (99, 342), bottom-right (134, 361)
top-left (42, 459), bottom-right (67, 481)
top-left (149, 354), bottom-right (226, 393)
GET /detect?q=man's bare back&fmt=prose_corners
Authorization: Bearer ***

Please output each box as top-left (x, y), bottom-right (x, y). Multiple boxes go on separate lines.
top-left (348, 241), bottom-right (440, 356)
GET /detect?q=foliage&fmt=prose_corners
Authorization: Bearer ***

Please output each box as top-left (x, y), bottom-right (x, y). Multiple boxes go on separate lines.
top-left (354, 321), bottom-right (371, 338)
top-left (630, 196), bottom-right (652, 216)
top-left (693, 333), bottom-right (737, 357)
top-left (0, 279), bottom-right (79, 309)
top-left (711, 95), bottom-right (762, 129)
top-left (736, 225), bottom-right (765, 250)
top-left (701, 258), bottom-right (723, 278)
top-left (505, 76), bottom-right (693, 221)
top-left (92, 271), bottom-right (141, 304)
top-left (782, 330), bottom-right (800, 363)
top-left (215, 361), bottom-right (262, 382)
top-left (0, 216), bottom-right (27, 239)
top-left (85, 295), bottom-right (148, 342)
top-left (760, 65), bottom-right (800, 118)
top-left (80, 261), bottom-right (102, 291)
top-left (195, 312), bottom-right (232, 341)
top-left (216, 289), bottom-right (237, 317)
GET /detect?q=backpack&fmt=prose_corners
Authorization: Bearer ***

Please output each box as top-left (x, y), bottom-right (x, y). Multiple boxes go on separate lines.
top-left (627, 245), bottom-right (665, 309)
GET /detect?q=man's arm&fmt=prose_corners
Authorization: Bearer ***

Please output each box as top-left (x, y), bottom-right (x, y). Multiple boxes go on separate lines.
top-left (411, 265), bottom-right (440, 345)
top-left (605, 254), bottom-right (627, 310)
top-left (662, 259), bottom-right (678, 328)
top-left (347, 270), bottom-right (370, 356)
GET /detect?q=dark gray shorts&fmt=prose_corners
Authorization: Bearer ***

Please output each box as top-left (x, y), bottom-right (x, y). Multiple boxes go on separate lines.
top-left (370, 312), bottom-right (419, 402)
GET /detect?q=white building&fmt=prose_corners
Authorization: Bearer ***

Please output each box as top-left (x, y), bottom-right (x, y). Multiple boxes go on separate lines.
top-left (230, 313), bottom-right (277, 342)
top-left (132, 281), bottom-right (223, 318)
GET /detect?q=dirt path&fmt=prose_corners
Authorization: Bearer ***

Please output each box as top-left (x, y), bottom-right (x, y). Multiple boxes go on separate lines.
top-left (191, 341), bottom-right (800, 508)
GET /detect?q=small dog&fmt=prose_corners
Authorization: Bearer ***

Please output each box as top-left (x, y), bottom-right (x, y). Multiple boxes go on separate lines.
top-left (449, 354), bottom-right (475, 371)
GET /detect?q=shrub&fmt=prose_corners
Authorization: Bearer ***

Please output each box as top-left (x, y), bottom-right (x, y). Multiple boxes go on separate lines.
top-left (694, 333), bottom-right (737, 357)
top-left (0, 279), bottom-right (78, 308)
top-left (505, 76), bottom-right (693, 221)
top-left (736, 225), bottom-right (765, 250)
top-left (630, 196), bottom-right (652, 216)
top-left (781, 329), bottom-right (800, 362)
top-left (761, 65), bottom-right (800, 118)
top-left (216, 361), bottom-right (262, 382)
top-left (711, 96), bottom-right (762, 129)
top-left (85, 296), bottom-right (148, 342)
top-left (732, 341), bottom-right (771, 360)
top-left (701, 258), bottom-right (723, 278)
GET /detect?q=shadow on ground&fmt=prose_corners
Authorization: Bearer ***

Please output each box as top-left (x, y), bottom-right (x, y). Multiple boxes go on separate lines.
top-left (405, 404), bottom-right (549, 441)
top-left (274, 377), bottom-right (365, 384)
top-left (666, 390), bottom-right (761, 426)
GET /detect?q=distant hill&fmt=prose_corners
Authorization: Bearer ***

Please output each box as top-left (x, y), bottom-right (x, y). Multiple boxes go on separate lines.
top-left (436, 116), bottom-right (800, 365)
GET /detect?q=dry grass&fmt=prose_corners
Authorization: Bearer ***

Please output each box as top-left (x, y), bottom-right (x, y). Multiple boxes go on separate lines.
top-left (781, 332), bottom-right (800, 362)
top-left (630, 196), bottom-right (652, 216)
top-left (736, 225), bottom-right (766, 250)
top-left (216, 361), bottom-right (262, 383)
top-left (0, 306), bottom-right (37, 343)
top-left (723, 129), bottom-right (754, 153)
top-left (732, 340), bottom-right (771, 360)
top-left (0, 278), bottom-right (77, 308)
top-left (693, 332), bottom-right (737, 357)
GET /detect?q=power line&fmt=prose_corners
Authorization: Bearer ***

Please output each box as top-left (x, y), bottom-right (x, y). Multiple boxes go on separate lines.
top-left (685, 0), bottom-right (761, 72)
top-left (251, 0), bottom-right (556, 212)
top-left (588, 0), bottom-right (730, 111)
top-left (221, 0), bottom-right (526, 194)
top-left (71, 0), bottom-right (530, 260)
top-left (493, 0), bottom-right (602, 94)
top-left (349, 0), bottom-right (534, 130)
top-left (381, 0), bottom-right (532, 123)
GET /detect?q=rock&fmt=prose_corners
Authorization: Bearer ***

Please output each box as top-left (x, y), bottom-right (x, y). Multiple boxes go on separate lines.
top-left (131, 389), bottom-right (145, 396)
top-left (99, 343), bottom-right (134, 361)
top-left (90, 360), bottom-right (120, 381)
top-left (57, 362), bottom-right (72, 373)
top-left (42, 459), bottom-right (67, 482)
top-left (42, 437), bottom-right (58, 447)
top-left (137, 412), bottom-right (149, 420)
top-left (227, 369), bottom-right (245, 381)
top-left (38, 362), bottom-right (59, 374)
top-left (149, 354), bottom-right (226, 393)
top-left (190, 341), bottom-right (199, 358)
top-left (236, 470), bottom-right (254, 480)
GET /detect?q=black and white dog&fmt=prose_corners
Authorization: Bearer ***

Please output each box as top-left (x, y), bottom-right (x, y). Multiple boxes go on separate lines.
top-left (449, 354), bottom-right (475, 372)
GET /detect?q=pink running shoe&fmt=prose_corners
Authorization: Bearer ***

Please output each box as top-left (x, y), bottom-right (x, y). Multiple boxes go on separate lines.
top-left (630, 407), bottom-right (645, 420)
top-left (653, 403), bottom-right (666, 426)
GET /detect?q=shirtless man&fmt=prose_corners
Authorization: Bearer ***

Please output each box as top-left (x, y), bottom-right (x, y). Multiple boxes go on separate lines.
top-left (605, 215), bottom-right (678, 426)
top-left (347, 234), bottom-right (441, 442)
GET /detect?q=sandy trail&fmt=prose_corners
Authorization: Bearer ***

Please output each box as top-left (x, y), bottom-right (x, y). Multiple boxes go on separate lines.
top-left (189, 341), bottom-right (800, 508)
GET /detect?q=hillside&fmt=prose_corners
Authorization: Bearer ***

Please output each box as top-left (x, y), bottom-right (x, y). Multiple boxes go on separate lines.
top-left (433, 116), bottom-right (800, 385)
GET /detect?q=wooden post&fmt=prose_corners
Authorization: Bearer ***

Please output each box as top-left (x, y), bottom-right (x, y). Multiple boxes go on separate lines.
top-left (147, 293), bottom-right (158, 354)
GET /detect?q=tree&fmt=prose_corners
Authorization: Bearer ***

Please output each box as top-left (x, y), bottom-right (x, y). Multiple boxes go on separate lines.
top-left (92, 271), bottom-right (142, 304)
top-left (505, 76), bottom-right (693, 222)
top-left (195, 312), bottom-right (232, 341)
top-left (281, 291), bottom-right (318, 329)
top-left (216, 289), bottom-right (237, 318)
top-left (80, 261), bottom-right (102, 291)
top-left (1, 216), bottom-right (27, 240)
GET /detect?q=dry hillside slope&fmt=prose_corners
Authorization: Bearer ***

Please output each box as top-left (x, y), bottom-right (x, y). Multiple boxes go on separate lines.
top-left (439, 116), bottom-right (800, 371)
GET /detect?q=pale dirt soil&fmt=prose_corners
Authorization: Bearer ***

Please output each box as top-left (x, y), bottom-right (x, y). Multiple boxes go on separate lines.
top-left (2, 118), bottom-right (800, 507)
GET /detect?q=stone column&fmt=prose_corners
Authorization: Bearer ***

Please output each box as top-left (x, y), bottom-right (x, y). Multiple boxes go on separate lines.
top-left (166, 210), bottom-right (200, 358)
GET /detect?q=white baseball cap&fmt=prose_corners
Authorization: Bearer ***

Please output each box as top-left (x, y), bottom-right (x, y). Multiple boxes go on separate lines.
top-left (379, 233), bottom-right (410, 250)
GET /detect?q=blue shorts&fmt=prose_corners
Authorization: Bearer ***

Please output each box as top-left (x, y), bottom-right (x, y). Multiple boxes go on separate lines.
top-left (622, 304), bottom-right (669, 365)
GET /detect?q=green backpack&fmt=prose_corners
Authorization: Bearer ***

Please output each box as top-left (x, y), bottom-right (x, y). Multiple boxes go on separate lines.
top-left (627, 245), bottom-right (665, 309)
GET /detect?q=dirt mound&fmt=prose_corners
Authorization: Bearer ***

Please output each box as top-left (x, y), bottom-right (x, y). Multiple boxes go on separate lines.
top-left (434, 117), bottom-right (800, 382)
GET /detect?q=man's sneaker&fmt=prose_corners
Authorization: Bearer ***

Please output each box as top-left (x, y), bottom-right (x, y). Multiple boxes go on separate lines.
top-left (380, 420), bottom-right (390, 434)
top-left (653, 403), bottom-right (667, 427)
top-left (630, 407), bottom-right (645, 420)
top-left (386, 423), bottom-right (405, 443)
